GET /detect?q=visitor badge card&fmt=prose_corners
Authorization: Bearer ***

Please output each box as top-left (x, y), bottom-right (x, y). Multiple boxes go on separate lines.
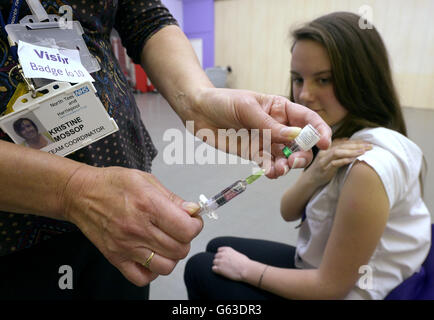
top-left (18, 40), bottom-right (94, 83)
top-left (0, 81), bottom-right (118, 157)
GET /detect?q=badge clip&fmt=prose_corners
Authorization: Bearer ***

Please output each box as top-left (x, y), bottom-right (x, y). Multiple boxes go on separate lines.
top-left (5, 15), bottom-right (100, 74)
top-left (8, 64), bottom-right (37, 98)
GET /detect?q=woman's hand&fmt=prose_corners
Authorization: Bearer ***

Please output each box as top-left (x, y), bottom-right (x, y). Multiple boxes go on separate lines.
top-left (304, 139), bottom-right (373, 188)
top-left (62, 165), bottom-right (203, 287)
top-left (187, 88), bottom-right (332, 178)
top-left (141, 26), bottom-right (331, 177)
top-left (212, 246), bottom-right (252, 281)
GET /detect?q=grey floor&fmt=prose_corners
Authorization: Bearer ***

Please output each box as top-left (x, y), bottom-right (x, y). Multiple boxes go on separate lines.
top-left (135, 92), bottom-right (434, 300)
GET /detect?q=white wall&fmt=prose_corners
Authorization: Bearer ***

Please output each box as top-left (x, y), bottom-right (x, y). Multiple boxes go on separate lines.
top-left (215, 0), bottom-right (434, 110)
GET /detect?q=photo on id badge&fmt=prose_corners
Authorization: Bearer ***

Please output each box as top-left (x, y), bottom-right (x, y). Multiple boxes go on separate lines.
top-left (3, 111), bottom-right (54, 150)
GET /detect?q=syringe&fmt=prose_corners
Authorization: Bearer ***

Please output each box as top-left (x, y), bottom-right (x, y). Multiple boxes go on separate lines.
top-left (197, 169), bottom-right (265, 219)
top-left (197, 124), bottom-right (321, 219)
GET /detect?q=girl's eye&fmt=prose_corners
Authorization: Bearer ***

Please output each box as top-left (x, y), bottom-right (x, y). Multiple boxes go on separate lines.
top-left (292, 78), bottom-right (303, 85)
top-left (318, 78), bottom-right (331, 85)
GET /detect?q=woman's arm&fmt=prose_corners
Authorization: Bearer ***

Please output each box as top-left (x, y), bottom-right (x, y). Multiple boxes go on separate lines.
top-left (0, 139), bottom-right (203, 286)
top-left (215, 160), bottom-right (389, 299)
top-left (140, 25), bottom-right (213, 124)
top-left (139, 25), bottom-right (332, 177)
top-left (0, 140), bottom-right (81, 218)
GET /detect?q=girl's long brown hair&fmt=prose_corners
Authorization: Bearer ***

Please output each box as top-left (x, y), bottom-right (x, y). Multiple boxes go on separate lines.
top-left (289, 12), bottom-right (407, 139)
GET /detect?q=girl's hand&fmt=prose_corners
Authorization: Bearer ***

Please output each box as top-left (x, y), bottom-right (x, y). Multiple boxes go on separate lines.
top-left (304, 139), bottom-right (372, 188)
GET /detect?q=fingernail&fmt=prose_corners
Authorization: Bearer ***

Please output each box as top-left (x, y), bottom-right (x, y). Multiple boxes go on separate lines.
top-left (261, 160), bottom-right (272, 176)
top-left (283, 165), bottom-right (289, 175)
top-left (182, 202), bottom-right (200, 214)
top-left (263, 166), bottom-right (272, 176)
top-left (292, 157), bottom-right (307, 169)
top-left (280, 127), bottom-right (302, 140)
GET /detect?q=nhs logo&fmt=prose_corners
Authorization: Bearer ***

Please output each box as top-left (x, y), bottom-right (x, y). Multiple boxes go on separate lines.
top-left (74, 86), bottom-right (90, 97)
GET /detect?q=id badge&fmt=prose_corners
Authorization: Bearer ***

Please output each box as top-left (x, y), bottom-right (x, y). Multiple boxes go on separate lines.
top-left (0, 81), bottom-right (119, 157)
top-left (6, 14), bottom-right (100, 74)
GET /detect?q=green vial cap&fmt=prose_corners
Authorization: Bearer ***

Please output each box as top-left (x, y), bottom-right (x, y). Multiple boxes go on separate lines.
top-left (282, 146), bottom-right (292, 158)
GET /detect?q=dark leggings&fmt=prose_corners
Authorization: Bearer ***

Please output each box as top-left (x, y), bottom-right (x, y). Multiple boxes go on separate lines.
top-left (184, 236), bottom-right (296, 300)
top-left (0, 231), bottom-right (149, 300)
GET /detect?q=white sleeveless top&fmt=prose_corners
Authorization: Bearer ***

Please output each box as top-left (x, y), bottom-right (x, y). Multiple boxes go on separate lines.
top-left (295, 127), bottom-right (432, 299)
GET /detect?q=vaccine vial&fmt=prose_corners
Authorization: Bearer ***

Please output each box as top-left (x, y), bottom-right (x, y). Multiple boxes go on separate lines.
top-left (282, 124), bottom-right (321, 158)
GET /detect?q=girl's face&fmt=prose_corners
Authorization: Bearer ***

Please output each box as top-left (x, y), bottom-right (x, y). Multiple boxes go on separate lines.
top-left (291, 40), bottom-right (348, 126)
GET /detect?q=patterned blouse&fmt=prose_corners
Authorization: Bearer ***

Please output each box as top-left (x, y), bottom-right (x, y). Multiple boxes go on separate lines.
top-left (0, 0), bottom-right (177, 256)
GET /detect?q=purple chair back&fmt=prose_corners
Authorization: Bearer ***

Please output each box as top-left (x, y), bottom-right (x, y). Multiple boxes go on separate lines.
top-left (385, 224), bottom-right (434, 300)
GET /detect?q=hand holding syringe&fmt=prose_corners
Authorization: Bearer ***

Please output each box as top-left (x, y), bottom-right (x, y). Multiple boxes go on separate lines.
top-left (197, 124), bottom-right (321, 219)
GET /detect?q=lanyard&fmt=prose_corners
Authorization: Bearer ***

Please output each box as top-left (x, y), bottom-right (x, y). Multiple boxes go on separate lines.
top-left (0, 0), bottom-right (25, 60)
top-left (1, 0), bottom-right (39, 96)
top-left (1, 0), bottom-right (47, 59)
top-left (0, 0), bottom-right (24, 27)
